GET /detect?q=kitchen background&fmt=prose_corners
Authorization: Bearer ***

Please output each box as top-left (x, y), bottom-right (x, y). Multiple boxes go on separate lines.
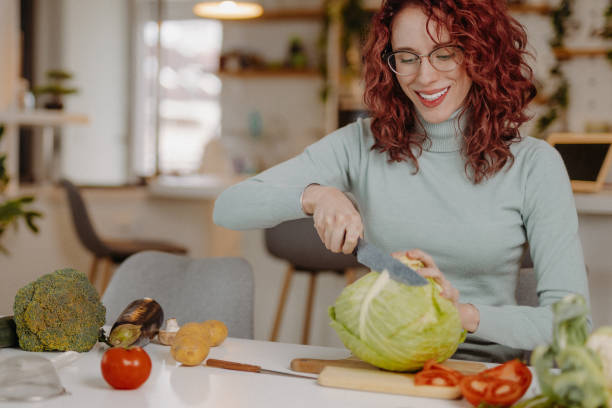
top-left (1, 0), bottom-right (612, 348)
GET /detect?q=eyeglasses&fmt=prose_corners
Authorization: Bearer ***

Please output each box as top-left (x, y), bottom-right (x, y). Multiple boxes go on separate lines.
top-left (385, 46), bottom-right (464, 76)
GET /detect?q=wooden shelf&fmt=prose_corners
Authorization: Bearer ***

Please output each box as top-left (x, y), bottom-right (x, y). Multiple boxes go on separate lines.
top-left (507, 3), bottom-right (553, 15)
top-left (218, 68), bottom-right (321, 78)
top-left (0, 109), bottom-right (90, 126)
top-left (553, 47), bottom-right (610, 60)
top-left (530, 93), bottom-right (550, 105)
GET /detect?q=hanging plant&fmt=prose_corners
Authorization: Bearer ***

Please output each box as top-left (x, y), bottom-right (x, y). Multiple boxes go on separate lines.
top-left (550, 0), bottom-right (573, 47)
top-left (318, 0), bottom-right (372, 101)
top-left (534, 0), bottom-right (574, 137)
top-left (0, 125), bottom-right (42, 254)
top-left (603, 0), bottom-right (612, 38)
top-left (603, 0), bottom-right (612, 65)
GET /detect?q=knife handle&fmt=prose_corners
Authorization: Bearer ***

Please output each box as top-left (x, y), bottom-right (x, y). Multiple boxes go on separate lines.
top-left (290, 358), bottom-right (370, 374)
top-left (206, 359), bottom-right (261, 373)
top-left (291, 358), bottom-right (329, 374)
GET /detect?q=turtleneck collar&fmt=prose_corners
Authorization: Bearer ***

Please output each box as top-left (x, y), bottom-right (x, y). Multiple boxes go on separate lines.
top-left (416, 108), bottom-right (469, 153)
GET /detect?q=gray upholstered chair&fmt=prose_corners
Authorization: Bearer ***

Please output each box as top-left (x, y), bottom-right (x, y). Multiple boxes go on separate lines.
top-left (60, 178), bottom-right (188, 295)
top-left (265, 217), bottom-right (363, 344)
top-left (516, 250), bottom-right (538, 307)
top-left (101, 251), bottom-right (254, 339)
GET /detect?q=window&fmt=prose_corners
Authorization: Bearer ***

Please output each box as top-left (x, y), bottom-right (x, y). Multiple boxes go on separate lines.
top-left (132, 6), bottom-right (222, 176)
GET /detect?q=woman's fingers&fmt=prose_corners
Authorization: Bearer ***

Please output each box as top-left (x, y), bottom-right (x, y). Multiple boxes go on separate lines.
top-left (342, 225), bottom-right (362, 254)
top-left (418, 267), bottom-right (459, 304)
top-left (405, 249), bottom-right (436, 268)
top-left (315, 212), bottom-right (363, 253)
top-left (328, 226), bottom-right (346, 253)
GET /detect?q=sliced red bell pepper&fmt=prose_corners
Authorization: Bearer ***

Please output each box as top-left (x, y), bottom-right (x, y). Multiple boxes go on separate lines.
top-left (414, 359), bottom-right (464, 386)
top-left (459, 359), bottom-right (533, 407)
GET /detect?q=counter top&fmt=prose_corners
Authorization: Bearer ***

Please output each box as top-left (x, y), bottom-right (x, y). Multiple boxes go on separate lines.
top-left (147, 174), bottom-right (248, 200)
top-left (575, 185), bottom-right (612, 215)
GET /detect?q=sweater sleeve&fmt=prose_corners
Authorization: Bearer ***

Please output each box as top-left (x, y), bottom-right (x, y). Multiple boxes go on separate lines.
top-left (471, 141), bottom-right (591, 350)
top-left (213, 121), bottom-right (363, 230)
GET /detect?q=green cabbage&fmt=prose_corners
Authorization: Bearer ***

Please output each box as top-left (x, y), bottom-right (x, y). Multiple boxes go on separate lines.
top-left (328, 261), bottom-right (465, 372)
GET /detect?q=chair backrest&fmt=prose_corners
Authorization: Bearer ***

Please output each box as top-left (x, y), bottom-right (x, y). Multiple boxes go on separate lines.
top-left (264, 218), bottom-right (361, 273)
top-left (516, 249), bottom-right (537, 307)
top-left (102, 251), bottom-right (255, 339)
top-left (59, 178), bottom-right (110, 257)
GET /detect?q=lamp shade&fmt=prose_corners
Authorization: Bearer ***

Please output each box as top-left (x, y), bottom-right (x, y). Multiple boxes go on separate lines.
top-left (193, 1), bottom-right (263, 20)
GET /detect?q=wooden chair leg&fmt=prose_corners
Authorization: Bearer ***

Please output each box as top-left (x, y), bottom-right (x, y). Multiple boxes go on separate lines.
top-left (344, 267), bottom-right (358, 285)
top-left (302, 272), bottom-right (317, 345)
top-left (269, 264), bottom-right (295, 342)
top-left (99, 258), bottom-right (115, 297)
top-left (89, 256), bottom-right (100, 285)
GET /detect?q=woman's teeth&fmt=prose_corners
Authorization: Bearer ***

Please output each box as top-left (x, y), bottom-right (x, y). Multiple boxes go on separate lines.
top-left (417, 87), bottom-right (449, 101)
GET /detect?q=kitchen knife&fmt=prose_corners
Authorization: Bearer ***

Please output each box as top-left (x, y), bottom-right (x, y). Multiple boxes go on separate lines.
top-left (206, 359), bottom-right (315, 379)
top-left (353, 238), bottom-right (428, 286)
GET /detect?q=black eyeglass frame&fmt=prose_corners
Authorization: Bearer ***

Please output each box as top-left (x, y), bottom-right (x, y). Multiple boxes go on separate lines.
top-left (383, 45), bottom-right (465, 76)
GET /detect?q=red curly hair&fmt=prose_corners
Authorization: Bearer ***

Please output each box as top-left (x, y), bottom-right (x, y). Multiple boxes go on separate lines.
top-left (363, 0), bottom-right (536, 183)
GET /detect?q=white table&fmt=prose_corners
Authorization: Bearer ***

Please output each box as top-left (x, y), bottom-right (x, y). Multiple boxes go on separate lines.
top-left (0, 337), bottom-right (541, 408)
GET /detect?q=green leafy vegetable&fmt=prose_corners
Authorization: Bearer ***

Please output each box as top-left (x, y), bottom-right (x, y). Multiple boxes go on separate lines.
top-left (530, 294), bottom-right (610, 408)
top-left (328, 257), bottom-right (465, 371)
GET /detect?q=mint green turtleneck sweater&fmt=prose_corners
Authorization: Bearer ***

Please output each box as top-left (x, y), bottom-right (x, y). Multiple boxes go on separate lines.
top-left (213, 113), bottom-right (590, 362)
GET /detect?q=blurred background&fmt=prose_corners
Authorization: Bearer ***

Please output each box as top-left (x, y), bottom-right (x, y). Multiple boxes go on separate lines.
top-left (1, 0), bottom-right (611, 347)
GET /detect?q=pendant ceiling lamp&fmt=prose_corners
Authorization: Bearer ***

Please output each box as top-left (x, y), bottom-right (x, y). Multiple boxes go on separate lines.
top-left (193, 1), bottom-right (263, 20)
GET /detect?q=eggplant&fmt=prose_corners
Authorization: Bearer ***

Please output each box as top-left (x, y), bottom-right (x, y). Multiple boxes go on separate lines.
top-left (108, 298), bottom-right (164, 348)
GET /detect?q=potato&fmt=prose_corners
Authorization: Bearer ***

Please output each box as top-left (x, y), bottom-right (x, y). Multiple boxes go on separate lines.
top-left (201, 320), bottom-right (228, 347)
top-left (174, 322), bottom-right (208, 340)
top-left (170, 335), bottom-right (210, 366)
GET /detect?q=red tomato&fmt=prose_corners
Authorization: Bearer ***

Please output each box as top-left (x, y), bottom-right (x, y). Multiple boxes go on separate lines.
top-left (414, 369), bottom-right (462, 386)
top-left (101, 347), bottom-right (152, 390)
top-left (461, 376), bottom-right (524, 407)
top-left (460, 360), bottom-right (532, 407)
top-left (482, 359), bottom-right (533, 390)
top-left (415, 360), bottom-right (464, 386)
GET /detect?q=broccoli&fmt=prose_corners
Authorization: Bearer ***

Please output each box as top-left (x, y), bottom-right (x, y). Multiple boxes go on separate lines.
top-left (13, 268), bottom-right (106, 352)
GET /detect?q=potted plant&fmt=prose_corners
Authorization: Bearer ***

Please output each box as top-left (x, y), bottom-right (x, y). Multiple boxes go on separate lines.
top-left (0, 125), bottom-right (42, 254)
top-left (33, 69), bottom-right (78, 110)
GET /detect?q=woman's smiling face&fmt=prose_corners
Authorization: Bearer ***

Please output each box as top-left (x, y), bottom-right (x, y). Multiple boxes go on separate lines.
top-left (390, 5), bottom-right (472, 123)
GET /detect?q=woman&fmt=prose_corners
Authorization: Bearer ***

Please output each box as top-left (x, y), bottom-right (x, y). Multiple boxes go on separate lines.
top-left (214, 0), bottom-right (590, 362)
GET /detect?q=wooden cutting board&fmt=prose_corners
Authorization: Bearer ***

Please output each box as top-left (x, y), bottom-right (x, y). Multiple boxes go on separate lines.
top-left (290, 357), bottom-right (486, 399)
top-left (291, 357), bottom-right (486, 375)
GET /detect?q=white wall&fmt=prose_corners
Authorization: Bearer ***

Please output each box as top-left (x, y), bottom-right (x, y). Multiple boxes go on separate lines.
top-left (59, 0), bottom-right (130, 185)
top-left (33, 0), bottom-right (129, 185)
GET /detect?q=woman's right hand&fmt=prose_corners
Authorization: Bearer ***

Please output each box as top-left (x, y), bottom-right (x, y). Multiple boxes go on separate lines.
top-left (301, 184), bottom-right (363, 254)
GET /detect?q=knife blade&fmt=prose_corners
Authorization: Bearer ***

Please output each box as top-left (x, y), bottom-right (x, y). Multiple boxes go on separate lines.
top-left (206, 359), bottom-right (315, 379)
top-left (353, 238), bottom-right (428, 286)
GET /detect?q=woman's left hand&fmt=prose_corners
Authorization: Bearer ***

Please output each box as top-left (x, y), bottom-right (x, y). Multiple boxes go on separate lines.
top-left (391, 248), bottom-right (480, 333)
